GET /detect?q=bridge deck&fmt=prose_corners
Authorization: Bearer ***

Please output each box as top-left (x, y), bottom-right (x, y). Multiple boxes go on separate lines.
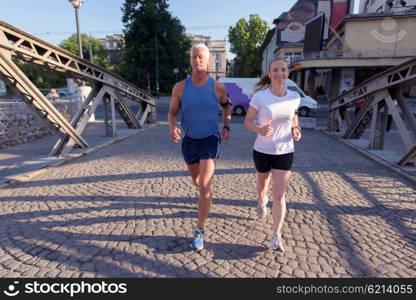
top-left (0, 122), bottom-right (414, 278)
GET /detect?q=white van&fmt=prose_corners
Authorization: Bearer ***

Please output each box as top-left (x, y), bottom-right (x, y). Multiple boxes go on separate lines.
top-left (286, 79), bottom-right (318, 117)
top-left (219, 77), bottom-right (317, 117)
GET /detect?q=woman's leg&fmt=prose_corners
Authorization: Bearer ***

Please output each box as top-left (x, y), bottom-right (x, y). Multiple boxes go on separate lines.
top-left (256, 171), bottom-right (271, 205)
top-left (270, 169), bottom-right (291, 235)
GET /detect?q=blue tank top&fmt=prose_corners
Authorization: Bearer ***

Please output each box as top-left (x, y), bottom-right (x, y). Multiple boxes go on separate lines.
top-left (180, 76), bottom-right (219, 139)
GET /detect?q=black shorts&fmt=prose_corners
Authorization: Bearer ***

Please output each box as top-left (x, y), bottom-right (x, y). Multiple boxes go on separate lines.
top-left (253, 149), bottom-right (293, 172)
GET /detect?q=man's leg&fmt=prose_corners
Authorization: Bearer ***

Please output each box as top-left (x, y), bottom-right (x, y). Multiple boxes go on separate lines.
top-left (186, 163), bottom-right (200, 187)
top-left (196, 158), bottom-right (216, 229)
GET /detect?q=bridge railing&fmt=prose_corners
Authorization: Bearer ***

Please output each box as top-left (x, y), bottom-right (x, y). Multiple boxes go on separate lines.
top-left (0, 21), bottom-right (156, 156)
top-left (328, 56), bottom-right (416, 165)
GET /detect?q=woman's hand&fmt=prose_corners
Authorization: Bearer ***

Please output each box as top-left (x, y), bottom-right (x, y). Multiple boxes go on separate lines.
top-left (292, 127), bottom-right (301, 141)
top-left (257, 123), bottom-right (274, 137)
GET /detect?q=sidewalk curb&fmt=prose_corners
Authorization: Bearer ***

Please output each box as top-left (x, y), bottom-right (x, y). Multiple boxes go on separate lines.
top-left (320, 129), bottom-right (416, 186)
top-left (0, 123), bottom-right (161, 189)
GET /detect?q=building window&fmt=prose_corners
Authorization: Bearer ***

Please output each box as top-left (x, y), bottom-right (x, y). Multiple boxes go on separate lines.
top-left (364, 0), bottom-right (370, 12)
top-left (284, 52), bottom-right (302, 63)
top-left (284, 52), bottom-right (293, 63)
top-left (385, 1), bottom-right (393, 11)
top-left (216, 54), bottom-right (221, 71)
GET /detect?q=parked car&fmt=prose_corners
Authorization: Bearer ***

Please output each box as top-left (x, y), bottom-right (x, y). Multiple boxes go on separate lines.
top-left (219, 77), bottom-right (317, 117)
top-left (45, 89), bottom-right (80, 102)
top-left (0, 79), bottom-right (6, 96)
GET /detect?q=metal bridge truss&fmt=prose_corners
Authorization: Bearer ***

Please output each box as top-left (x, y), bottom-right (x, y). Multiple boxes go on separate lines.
top-left (329, 57), bottom-right (416, 166)
top-left (0, 21), bottom-right (156, 157)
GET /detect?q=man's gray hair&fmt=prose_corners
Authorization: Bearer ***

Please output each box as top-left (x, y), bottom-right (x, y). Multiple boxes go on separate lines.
top-left (190, 43), bottom-right (210, 59)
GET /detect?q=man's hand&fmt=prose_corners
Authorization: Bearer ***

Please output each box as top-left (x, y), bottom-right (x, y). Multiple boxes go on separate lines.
top-left (170, 127), bottom-right (182, 143)
top-left (221, 127), bottom-right (230, 140)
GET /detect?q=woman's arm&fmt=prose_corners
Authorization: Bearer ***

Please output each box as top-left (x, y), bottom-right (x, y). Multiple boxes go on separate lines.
top-left (244, 106), bottom-right (273, 136)
top-left (291, 113), bottom-right (301, 141)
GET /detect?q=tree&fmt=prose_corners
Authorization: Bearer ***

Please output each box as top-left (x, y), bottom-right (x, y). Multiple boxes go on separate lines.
top-left (13, 35), bottom-right (114, 92)
top-left (228, 14), bottom-right (269, 77)
top-left (121, 0), bottom-right (192, 94)
top-left (59, 34), bottom-right (114, 71)
top-left (16, 61), bottom-right (67, 90)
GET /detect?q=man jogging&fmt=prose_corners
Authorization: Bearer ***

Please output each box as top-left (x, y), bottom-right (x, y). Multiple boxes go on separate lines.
top-left (168, 43), bottom-right (231, 250)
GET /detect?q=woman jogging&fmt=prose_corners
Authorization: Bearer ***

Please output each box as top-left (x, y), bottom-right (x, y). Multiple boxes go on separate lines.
top-left (244, 57), bottom-right (301, 252)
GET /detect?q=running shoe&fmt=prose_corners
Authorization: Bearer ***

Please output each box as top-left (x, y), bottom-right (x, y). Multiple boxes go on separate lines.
top-left (190, 228), bottom-right (204, 251)
top-left (270, 233), bottom-right (285, 252)
top-left (256, 195), bottom-right (269, 219)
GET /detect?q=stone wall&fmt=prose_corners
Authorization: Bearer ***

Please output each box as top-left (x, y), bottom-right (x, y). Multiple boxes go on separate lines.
top-left (0, 100), bottom-right (81, 149)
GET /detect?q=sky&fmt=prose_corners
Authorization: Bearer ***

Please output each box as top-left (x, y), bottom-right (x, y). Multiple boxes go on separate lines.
top-left (0, 0), bottom-right (299, 58)
top-left (1, 0), bottom-right (361, 59)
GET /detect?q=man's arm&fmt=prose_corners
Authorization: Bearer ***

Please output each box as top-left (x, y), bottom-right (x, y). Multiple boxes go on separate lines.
top-left (215, 81), bottom-right (231, 139)
top-left (221, 98), bottom-right (232, 129)
top-left (215, 81), bottom-right (231, 140)
top-left (168, 81), bottom-right (183, 143)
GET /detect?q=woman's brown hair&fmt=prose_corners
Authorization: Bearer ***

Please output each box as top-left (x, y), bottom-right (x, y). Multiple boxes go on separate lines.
top-left (255, 57), bottom-right (289, 92)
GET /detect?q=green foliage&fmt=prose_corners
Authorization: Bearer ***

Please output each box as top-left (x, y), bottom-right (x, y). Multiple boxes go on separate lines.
top-left (13, 35), bottom-right (114, 91)
top-left (16, 61), bottom-right (66, 90)
top-left (228, 14), bottom-right (269, 77)
top-left (59, 34), bottom-right (114, 71)
top-left (121, 0), bottom-right (192, 94)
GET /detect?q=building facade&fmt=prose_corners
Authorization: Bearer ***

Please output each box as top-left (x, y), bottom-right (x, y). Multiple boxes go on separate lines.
top-left (261, 0), bottom-right (416, 99)
top-left (99, 34), bottom-right (124, 65)
top-left (261, 28), bottom-right (277, 75)
top-left (191, 35), bottom-right (227, 79)
top-left (359, 0), bottom-right (416, 13)
top-left (261, 0), bottom-right (354, 76)
top-left (290, 11), bottom-right (416, 99)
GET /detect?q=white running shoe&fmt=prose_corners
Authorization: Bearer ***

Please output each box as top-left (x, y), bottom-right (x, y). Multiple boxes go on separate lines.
top-left (256, 195), bottom-right (269, 219)
top-left (270, 233), bottom-right (285, 252)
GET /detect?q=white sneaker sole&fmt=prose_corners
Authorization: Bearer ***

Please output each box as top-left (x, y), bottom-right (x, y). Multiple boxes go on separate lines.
top-left (190, 243), bottom-right (203, 251)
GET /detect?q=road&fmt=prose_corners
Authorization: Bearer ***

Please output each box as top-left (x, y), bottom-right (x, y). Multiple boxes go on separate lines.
top-left (0, 119), bottom-right (414, 278)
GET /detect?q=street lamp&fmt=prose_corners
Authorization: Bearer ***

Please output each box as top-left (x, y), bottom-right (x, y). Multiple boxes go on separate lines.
top-left (154, 28), bottom-right (166, 99)
top-left (69, 0), bottom-right (92, 119)
top-left (155, 30), bottom-right (159, 98)
top-left (173, 68), bottom-right (179, 82)
top-left (69, 0), bottom-right (84, 59)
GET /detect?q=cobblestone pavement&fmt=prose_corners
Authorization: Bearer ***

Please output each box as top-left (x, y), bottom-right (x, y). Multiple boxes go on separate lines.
top-left (0, 124), bottom-right (415, 278)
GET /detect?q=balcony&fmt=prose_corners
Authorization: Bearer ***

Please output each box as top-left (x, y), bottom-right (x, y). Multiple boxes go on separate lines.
top-left (290, 49), bottom-right (416, 64)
